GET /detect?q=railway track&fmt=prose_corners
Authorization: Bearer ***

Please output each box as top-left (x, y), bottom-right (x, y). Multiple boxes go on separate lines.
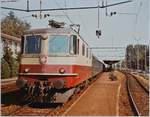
top-left (123, 71), bottom-right (149, 116)
top-left (2, 72), bottom-right (103, 116)
top-left (10, 103), bottom-right (59, 116)
top-left (3, 94), bottom-right (62, 116)
top-left (1, 78), bottom-right (19, 94)
top-left (4, 96), bottom-right (33, 116)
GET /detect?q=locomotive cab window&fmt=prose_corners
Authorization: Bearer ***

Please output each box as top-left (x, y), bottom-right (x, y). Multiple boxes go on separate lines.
top-left (70, 35), bottom-right (78, 55)
top-left (48, 35), bottom-right (69, 55)
top-left (25, 35), bottom-right (41, 54)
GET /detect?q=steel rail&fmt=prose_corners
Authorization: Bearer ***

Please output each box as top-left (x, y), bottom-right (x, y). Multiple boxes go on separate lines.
top-left (1, 0), bottom-right (132, 12)
top-left (7, 97), bottom-right (33, 116)
top-left (119, 70), bottom-right (149, 116)
top-left (126, 76), bottom-right (141, 116)
top-left (129, 73), bottom-right (149, 94)
top-left (1, 78), bottom-right (17, 88)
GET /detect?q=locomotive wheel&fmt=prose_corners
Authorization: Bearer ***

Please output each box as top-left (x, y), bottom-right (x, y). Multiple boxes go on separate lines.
top-left (74, 86), bottom-right (81, 94)
top-left (85, 80), bottom-right (90, 88)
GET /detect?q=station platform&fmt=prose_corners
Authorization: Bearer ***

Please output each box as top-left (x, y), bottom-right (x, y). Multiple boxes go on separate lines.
top-left (63, 72), bottom-right (121, 116)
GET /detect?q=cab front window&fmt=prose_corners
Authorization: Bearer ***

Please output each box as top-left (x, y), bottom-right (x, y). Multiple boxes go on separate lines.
top-left (25, 35), bottom-right (41, 54)
top-left (48, 35), bottom-right (69, 55)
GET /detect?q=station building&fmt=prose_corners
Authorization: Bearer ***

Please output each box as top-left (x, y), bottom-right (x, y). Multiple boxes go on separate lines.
top-left (1, 33), bottom-right (21, 58)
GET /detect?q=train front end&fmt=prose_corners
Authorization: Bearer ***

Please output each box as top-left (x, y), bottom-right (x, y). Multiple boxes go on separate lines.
top-left (16, 28), bottom-right (83, 103)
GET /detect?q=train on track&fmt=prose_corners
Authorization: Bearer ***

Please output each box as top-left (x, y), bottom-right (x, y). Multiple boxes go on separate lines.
top-left (16, 26), bottom-right (104, 103)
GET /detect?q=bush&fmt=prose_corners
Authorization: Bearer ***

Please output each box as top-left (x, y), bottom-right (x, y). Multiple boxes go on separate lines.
top-left (1, 46), bottom-right (20, 79)
top-left (1, 58), bottom-right (11, 79)
top-left (12, 60), bottom-right (19, 77)
top-left (109, 72), bottom-right (117, 81)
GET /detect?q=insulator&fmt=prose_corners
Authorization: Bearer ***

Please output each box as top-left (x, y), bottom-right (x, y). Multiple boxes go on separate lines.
top-left (96, 30), bottom-right (101, 36)
top-left (96, 30), bottom-right (99, 36)
top-left (110, 12), bottom-right (113, 16)
top-left (44, 14), bottom-right (47, 18)
top-left (35, 14), bottom-right (37, 17)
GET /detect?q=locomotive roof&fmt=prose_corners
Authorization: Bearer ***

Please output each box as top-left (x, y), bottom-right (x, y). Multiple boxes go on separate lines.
top-left (25, 27), bottom-right (74, 34)
top-left (25, 27), bottom-right (90, 47)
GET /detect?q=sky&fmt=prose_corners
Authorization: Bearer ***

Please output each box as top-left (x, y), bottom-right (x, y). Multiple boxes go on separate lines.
top-left (1, 0), bottom-right (149, 61)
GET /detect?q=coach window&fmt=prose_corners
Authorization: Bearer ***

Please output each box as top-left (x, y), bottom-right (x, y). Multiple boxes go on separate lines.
top-left (70, 35), bottom-right (78, 55)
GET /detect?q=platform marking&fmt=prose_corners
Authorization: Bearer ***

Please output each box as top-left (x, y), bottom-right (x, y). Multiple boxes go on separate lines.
top-left (62, 79), bottom-right (98, 116)
top-left (116, 84), bottom-right (121, 116)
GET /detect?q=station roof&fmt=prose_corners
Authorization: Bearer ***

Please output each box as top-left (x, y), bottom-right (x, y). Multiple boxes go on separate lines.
top-left (1, 33), bottom-right (21, 43)
top-left (103, 60), bottom-right (120, 65)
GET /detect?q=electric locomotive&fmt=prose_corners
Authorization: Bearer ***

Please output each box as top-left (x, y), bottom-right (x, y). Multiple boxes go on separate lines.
top-left (16, 26), bottom-right (102, 103)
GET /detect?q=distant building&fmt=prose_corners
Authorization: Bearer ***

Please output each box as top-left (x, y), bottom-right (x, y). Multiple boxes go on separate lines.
top-left (1, 33), bottom-right (21, 58)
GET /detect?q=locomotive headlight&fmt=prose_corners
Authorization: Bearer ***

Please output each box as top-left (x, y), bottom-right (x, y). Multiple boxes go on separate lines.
top-left (24, 68), bottom-right (29, 73)
top-left (59, 68), bottom-right (65, 74)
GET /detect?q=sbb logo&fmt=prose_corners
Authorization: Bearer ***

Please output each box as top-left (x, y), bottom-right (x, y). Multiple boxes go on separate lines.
top-left (39, 55), bottom-right (48, 64)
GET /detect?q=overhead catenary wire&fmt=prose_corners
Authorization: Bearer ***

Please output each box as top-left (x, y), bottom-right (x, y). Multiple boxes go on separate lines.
top-left (75, 0), bottom-right (93, 41)
top-left (98, 2), bottom-right (100, 29)
top-left (53, 0), bottom-right (74, 24)
top-left (134, 0), bottom-right (142, 31)
top-left (1, 0), bottom-right (18, 3)
top-left (105, 0), bottom-right (108, 16)
top-left (1, 0), bottom-right (132, 12)
top-left (77, 13), bottom-right (93, 40)
top-left (117, 12), bottom-right (137, 15)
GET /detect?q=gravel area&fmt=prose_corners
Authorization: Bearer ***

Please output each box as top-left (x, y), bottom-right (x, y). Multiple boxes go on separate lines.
top-left (113, 71), bottom-right (134, 116)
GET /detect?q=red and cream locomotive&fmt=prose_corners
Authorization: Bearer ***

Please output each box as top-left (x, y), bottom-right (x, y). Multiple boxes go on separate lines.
top-left (16, 26), bottom-right (103, 103)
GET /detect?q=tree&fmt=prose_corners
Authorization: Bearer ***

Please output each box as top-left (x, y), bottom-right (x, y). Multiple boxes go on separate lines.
top-left (3, 46), bottom-right (15, 77)
top-left (1, 11), bottom-right (31, 78)
top-left (1, 11), bottom-right (31, 37)
top-left (1, 58), bottom-right (11, 79)
top-left (126, 45), bottom-right (135, 69)
top-left (125, 44), bottom-right (149, 71)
